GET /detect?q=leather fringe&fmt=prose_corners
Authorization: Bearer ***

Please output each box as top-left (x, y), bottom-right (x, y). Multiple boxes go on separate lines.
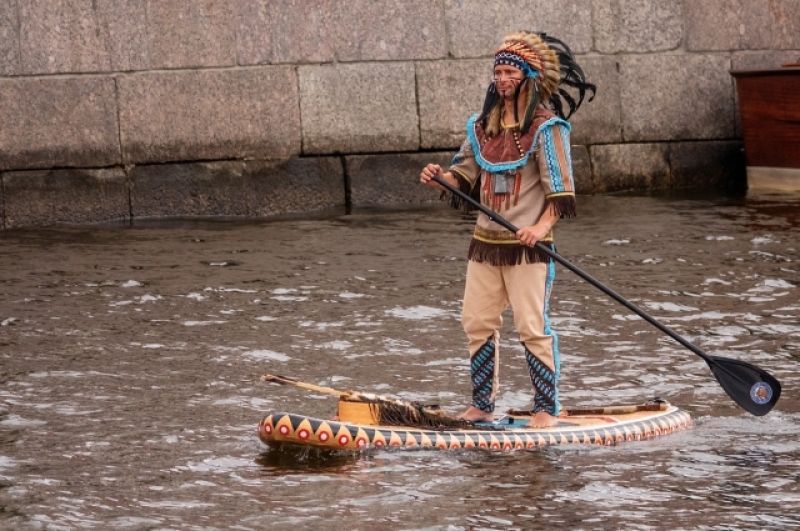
top-left (549, 196), bottom-right (577, 218)
top-left (442, 175), bottom-right (481, 212)
top-left (468, 240), bottom-right (554, 266)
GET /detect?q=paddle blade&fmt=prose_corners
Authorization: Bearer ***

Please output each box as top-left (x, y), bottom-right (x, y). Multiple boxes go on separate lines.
top-left (708, 355), bottom-right (781, 416)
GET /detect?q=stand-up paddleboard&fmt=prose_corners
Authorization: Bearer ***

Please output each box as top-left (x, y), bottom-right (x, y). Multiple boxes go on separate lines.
top-left (258, 375), bottom-right (692, 452)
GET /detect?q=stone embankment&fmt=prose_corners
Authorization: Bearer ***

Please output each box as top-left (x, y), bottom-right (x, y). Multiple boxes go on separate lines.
top-left (1, 1), bottom-right (799, 228)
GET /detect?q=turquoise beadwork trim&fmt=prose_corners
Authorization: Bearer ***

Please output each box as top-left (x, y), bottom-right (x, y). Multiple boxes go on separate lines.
top-left (465, 114), bottom-right (571, 175)
top-left (543, 259), bottom-right (561, 416)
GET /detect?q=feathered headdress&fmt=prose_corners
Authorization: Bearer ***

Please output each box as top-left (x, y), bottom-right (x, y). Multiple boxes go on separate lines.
top-left (480, 31), bottom-right (596, 134)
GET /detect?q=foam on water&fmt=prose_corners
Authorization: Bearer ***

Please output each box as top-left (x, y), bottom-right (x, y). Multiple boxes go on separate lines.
top-left (385, 306), bottom-right (449, 320)
top-left (178, 456), bottom-right (255, 474)
top-left (139, 500), bottom-right (215, 509)
top-left (205, 287), bottom-right (258, 293)
top-left (748, 323), bottom-right (800, 335)
top-left (706, 325), bottom-right (749, 336)
top-left (556, 482), bottom-right (675, 504)
top-left (339, 291), bottom-right (368, 299)
top-left (317, 340), bottom-right (352, 351)
top-left (271, 288), bottom-right (298, 295)
top-left (644, 301), bottom-right (699, 312)
top-left (298, 320), bottom-right (345, 331)
top-left (242, 350), bottom-right (291, 362)
top-left (272, 295), bottom-right (309, 302)
top-left (0, 415), bottom-right (47, 428)
top-left (751, 235), bottom-right (777, 245)
top-left (703, 277), bottom-right (732, 285)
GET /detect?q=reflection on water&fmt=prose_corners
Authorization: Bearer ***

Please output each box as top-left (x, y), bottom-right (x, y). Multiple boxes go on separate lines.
top-left (255, 445), bottom-right (368, 473)
top-left (0, 193), bottom-right (798, 529)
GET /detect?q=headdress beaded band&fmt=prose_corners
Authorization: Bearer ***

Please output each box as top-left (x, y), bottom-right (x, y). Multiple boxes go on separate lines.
top-left (494, 51), bottom-right (539, 79)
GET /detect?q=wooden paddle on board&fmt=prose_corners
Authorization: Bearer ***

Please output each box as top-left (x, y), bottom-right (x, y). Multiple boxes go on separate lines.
top-left (431, 174), bottom-right (782, 416)
top-left (262, 373), bottom-right (476, 429)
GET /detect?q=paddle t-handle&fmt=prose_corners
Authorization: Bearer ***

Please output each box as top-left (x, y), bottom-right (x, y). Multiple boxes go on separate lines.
top-left (430, 174), bottom-right (781, 416)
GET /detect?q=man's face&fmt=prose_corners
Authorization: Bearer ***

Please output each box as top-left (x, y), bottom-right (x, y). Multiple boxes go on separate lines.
top-left (493, 65), bottom-right (524, 97)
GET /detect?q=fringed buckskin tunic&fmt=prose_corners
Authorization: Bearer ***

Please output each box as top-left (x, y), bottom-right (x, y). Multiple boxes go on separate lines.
top-left (448, 107), bottom-right (576, 265)
top-left (448, 106), bottom-right (576, 416)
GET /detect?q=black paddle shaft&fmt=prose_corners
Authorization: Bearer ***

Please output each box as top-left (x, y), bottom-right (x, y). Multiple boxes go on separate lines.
top-left (431, 174), bottom-right (781, 415)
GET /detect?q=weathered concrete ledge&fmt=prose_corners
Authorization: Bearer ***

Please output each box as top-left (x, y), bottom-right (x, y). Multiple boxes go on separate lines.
top-left (0, 140), bottom-right (744, 228)
top-left (346, 153), bottom-right (452, 208)
top-left (2, 168), bottom-right (129, 228)
top-left (130, 158), bottom-right (344, 219)
top-left (0, 158), bottom-right (345, 229)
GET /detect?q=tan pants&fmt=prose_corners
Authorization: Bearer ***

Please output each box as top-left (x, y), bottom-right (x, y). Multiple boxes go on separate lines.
top-left (461, 259), bottom-right (560, 414)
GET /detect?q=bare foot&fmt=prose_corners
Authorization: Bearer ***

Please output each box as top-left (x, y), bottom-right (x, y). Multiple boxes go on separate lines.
top-left (528, 411), bottom-right (558, 428)
top-left (458, 406), bottom-right (493, 422)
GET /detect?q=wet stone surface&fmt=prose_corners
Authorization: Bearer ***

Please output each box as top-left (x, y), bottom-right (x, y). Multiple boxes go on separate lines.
top-left (0, 193), bottom-right (798, 529)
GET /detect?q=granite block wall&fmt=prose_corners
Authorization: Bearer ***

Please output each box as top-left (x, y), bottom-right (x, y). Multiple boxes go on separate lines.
top-left (1, 0), bottom-right (798, 227)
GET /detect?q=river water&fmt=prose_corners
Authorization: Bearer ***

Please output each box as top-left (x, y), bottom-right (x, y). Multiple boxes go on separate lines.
top-left (1, 193), bottom-right (798, 529)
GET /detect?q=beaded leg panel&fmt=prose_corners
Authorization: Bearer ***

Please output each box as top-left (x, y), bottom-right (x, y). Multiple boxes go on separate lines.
top-left (525, 346), bottom-right (558, 415)
top-left (470, 336), bottom-right (497, 413)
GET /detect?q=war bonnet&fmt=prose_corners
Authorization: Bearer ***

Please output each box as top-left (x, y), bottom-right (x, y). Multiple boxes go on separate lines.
top-left (481, 31), bottom-right (596, 134)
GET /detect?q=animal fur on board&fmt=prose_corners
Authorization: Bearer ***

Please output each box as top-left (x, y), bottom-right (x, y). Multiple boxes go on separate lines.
top-left (262, 373), bottom-right (480, 430)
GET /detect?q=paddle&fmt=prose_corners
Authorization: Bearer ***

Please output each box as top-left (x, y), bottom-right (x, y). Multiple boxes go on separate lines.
top-left (431, 174), bottom-right (782, 416)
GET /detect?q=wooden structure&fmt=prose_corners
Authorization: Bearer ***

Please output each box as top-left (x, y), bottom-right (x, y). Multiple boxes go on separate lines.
top-left (732, 65), bottom-right (800, 191)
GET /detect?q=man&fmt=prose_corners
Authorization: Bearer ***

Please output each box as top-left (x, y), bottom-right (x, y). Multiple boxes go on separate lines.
top-left (419, 31), bottom-right (594, 427)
